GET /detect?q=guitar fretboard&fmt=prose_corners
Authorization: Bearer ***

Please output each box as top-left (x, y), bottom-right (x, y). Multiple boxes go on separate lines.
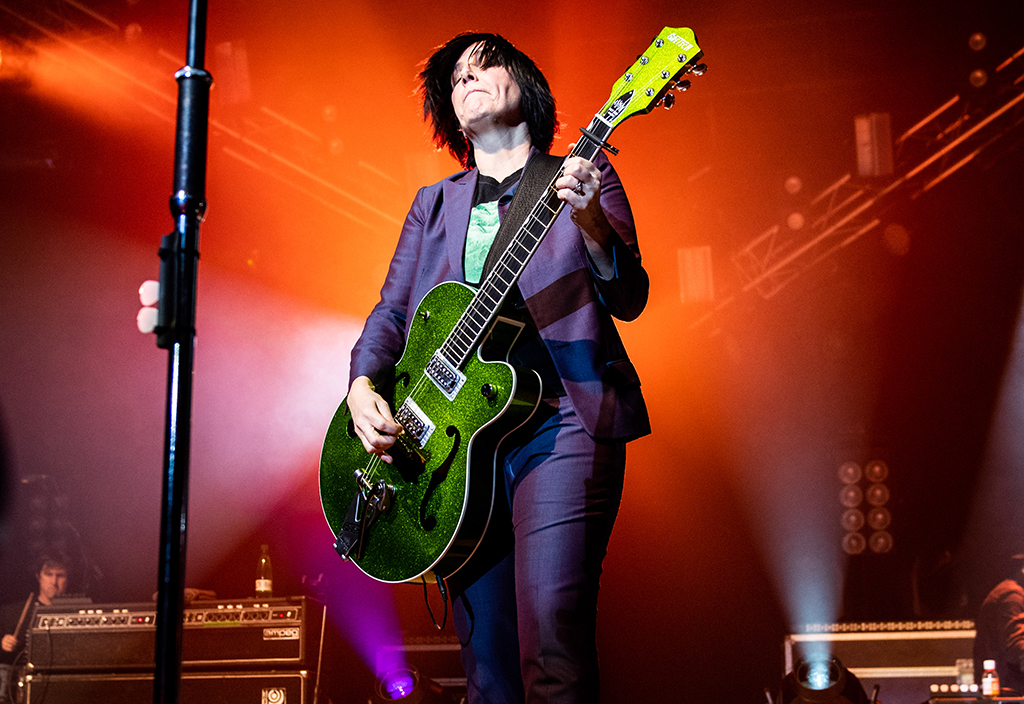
top-left (439, 119), bottom-right (610, 369)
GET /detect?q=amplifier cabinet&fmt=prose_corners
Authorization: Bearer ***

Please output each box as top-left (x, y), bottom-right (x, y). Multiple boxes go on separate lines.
top-left (27, 597), bottom-right (324, 673)
top-left (24, 669), bottom-right (311, 704)
top-left (785, 621), bottom-right (976, 704)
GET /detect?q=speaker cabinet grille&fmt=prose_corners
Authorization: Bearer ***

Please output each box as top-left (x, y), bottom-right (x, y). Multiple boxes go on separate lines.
top-left (25, 670), bottom-right (310, 704)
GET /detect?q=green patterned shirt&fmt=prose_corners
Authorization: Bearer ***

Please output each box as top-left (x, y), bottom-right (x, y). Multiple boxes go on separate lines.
top-left (464, 201), bottom-right (501, 285)
top-left (463, 168), bottom-right (522, 285)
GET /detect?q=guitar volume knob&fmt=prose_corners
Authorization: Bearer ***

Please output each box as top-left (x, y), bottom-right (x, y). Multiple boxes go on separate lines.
top-left (480, 384), bottom-right (496, 399)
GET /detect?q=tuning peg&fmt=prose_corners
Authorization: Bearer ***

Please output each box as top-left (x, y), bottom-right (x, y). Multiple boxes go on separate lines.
top-left (662, 92), bottom-right (676, 109)
top-left (675, 79), bottom-right (692, 92)
top-left (690, 63), bottom-right (708, 76)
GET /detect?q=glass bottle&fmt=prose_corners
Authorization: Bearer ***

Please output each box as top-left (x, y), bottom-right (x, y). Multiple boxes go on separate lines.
top-left (256, 544), bottom-right (273, 597)
top-left (981, 659), bottom-right (1000, 698)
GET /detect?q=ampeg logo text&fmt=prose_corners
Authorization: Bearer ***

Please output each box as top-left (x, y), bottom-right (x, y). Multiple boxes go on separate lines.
top-left (263, 627), bottom-right (300, 640)
top-left (262, 687), bottom-right (286, 704)
top-left (667, 32), bottom-right (694, 52)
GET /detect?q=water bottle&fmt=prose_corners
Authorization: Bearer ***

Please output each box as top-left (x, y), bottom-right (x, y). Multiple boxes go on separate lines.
top-left (981, 659), bottom-right (1000, 698)
top-left (256, 544), bottom-right (273, 597)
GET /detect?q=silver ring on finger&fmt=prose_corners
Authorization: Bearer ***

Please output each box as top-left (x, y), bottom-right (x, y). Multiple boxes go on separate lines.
top-left (573, 179), bottom-right (585, 196)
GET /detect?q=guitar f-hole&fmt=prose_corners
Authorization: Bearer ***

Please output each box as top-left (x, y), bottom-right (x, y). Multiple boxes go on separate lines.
top-left (419, 425), bottom-right (461, 532)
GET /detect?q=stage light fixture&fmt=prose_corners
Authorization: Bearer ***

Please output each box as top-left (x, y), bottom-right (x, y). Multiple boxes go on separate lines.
top-left (837, 462), bottom-right (862, 484)
top-left (866, 507), bottom-right (890, 531)
top-left (842, 532), bottom-right (866, 555)
top-left (864, 483), bottom-right (889, 507)
top-left (854, 113), bottom-right (893, 177)
top-left (868, 530), bottom-right (893, 554)
top-left (839, 484), bottom-right (863, 508)
top-left (841, 509), bottom-right (865, 532)
top-left (371, 667), bottom-right (455, 704)
top-left (837, 457), bottom-right (895, 556)
top-left (863, 461), bottom-right (888, 483)
top-left (779, 657), bottom-right (874, 704)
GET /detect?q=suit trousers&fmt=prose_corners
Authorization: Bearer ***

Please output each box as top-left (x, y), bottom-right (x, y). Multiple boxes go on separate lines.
top-left (450, 394), bottom-right (626, 704)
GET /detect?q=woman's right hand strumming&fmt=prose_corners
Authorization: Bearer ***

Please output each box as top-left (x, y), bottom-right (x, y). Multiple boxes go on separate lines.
top-left (346, 376), bottom-right (403, 463)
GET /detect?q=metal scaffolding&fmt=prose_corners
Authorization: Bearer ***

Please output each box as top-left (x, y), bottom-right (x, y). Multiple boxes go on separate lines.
top-left (693, 40), bottom-right (1024, 330)
top-left (0, 0), bottom-right (406, 231)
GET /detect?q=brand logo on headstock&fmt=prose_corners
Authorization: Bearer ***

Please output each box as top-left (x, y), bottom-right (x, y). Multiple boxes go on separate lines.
top-left (605, 90), bottom-right (634, 121)
top-left (666, 32), bottom-right (694, 52)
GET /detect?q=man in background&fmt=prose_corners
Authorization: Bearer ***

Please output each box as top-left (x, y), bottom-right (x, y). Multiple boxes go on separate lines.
top-left (974, 553), bottom-right (1024, 695)
top-left (0, 553), bottom-right (69, 701)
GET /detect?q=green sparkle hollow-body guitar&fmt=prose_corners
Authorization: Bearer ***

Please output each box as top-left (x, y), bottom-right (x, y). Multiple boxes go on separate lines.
top-left (320, 27), bottom-right (705, 584)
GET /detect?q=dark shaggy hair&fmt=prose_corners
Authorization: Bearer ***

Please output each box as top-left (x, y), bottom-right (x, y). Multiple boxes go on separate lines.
top-left (33, 550), bottom-right (69, 579)
top-left (419, 33), bottom-right (558, 169)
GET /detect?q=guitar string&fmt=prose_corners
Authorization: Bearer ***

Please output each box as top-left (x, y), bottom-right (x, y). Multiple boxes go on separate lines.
top-left (444, 149), bottom-right (584, 362)
top-left (361, 367), bottom-right (433, 487)
top-left (360, 135), bottom-right (601, 488)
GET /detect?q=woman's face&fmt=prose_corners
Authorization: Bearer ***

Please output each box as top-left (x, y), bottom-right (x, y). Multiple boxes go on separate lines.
top-left (450, 42), bottom-right (522, 137)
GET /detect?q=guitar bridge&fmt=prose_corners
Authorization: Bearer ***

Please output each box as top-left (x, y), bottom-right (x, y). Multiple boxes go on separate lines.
top-left (395, 397), bottom-right (434, 448)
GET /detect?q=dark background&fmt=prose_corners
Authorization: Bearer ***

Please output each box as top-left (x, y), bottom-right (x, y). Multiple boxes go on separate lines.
top-left (2, 0), bottom-right (1024, 701)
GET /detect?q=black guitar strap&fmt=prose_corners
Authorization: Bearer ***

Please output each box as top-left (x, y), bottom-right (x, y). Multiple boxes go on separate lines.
top-left (479, 152), bottom-right (565, 282)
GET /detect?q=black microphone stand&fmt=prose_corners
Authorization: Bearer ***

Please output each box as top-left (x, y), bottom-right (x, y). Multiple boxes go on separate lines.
top-left (153, 1), bottom-right (210, 703)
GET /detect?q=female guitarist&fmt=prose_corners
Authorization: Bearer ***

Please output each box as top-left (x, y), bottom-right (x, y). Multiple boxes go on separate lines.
top-left (344, 33), bottom-right (651, 704)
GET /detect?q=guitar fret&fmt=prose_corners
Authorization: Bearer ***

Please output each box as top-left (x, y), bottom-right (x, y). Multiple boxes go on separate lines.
top-left (494, 271), bottom-right (514, 288)
top-left (511, 238), bottom-right (532, 255)
top-left (467, 305), bottom-right (490, 327)
top-left (464, 307), bottom-right (487, 327)
top-left (505, 249), bottom-right (527, 266)
top-left (527, 214), bottom-right (549, 232)
top-left (464, 313), bottom-right (487, 335)
top-left (493, 264), bottom-right (514, 280)
top-left (443, 117), bottom-right (613, 369)
top-left (445, 337), bottom-right (467, 357)
top-left (454, 323), bottom-right (477, 342)
top-left (446, 341), bottom-right (470, 362)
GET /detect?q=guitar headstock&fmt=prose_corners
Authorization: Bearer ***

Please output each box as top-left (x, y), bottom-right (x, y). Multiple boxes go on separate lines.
top-left (597, 27), bottom-right (705, 129)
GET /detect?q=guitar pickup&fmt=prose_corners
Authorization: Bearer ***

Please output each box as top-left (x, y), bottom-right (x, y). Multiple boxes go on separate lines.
top-left (395, 398), bottom-right (435, 448)
top-left (426, 353), bottom-right (465, 400)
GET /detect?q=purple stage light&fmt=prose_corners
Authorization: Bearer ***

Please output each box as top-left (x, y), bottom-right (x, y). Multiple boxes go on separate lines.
top-left (380, 668), bottom-right (417, 700)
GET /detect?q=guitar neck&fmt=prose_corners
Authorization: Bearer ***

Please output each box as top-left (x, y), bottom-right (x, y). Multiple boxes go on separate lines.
top-left (433, 24), bottom-right (705, 370)
top-left (439, 119), bottom-right (613, 369)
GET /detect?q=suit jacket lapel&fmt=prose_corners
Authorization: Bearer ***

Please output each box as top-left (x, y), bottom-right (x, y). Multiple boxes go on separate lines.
top-left (442, 170), bottom-right (477, 281)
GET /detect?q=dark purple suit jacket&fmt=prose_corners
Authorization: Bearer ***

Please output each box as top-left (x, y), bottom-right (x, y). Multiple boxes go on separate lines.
top-left (350, 150), bottom-right (650, 441)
